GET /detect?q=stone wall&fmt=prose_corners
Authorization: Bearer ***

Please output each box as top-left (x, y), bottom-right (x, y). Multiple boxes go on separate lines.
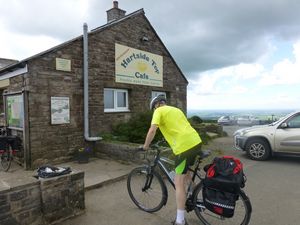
top-left (40, 171), bottom-right (85, 224)
top-left (96, 141), bottom-right (140, 161)
top-left (95, 141), bottom-right (160, 164)
top-left (0, 171), bottom-right (85, 225)
top-left (0, 181), bottom-right (43, 225)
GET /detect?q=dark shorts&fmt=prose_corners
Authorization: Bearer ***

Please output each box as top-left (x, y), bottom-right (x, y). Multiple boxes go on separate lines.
top-left (175, 144), bottom-right (202, 174)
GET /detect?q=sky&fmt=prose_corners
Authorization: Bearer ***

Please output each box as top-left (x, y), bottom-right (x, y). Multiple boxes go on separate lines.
top-left (0, 0), bottom-right (300, 110)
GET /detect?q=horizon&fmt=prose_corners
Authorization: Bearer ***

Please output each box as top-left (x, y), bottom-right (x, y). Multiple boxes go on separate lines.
top-left (186, 108), bottom-right (295, 119)
top-left (187, 108), bottom-right (297, 111)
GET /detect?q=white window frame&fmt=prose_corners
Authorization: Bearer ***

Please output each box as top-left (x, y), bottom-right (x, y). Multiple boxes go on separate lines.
top-left (151, 91), bottom-right (166, 100)
top-left (104, 88), bottom-right (129, 113)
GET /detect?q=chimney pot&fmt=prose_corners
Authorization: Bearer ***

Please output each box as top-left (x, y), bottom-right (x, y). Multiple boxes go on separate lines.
top-left (113, 1), bottom-right (118, 8)
top-left (107, 1), bottom-right (126, 23)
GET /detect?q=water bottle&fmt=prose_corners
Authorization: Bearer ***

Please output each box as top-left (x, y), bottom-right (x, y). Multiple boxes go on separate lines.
top-left (169, 170), bottom-right (176, 182)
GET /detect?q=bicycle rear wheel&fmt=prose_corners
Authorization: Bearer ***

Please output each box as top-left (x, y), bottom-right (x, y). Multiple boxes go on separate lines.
top-left (127, 166), bottom-right (168, 213)
top-left (0, 146), bottom-right (12, 172)
top-left (193, 181), bottom-right (252, 225)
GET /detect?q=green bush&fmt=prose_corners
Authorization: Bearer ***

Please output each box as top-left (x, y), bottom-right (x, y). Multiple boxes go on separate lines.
top-left (198, 131), bottom-right (211, 145)
top-left (112, 111), bottom-right (163, 144)
top-left (189, 115), bottom-right (203, 125)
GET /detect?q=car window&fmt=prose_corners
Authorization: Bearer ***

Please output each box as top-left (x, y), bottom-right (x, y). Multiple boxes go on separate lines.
top-left (287, 114), bottom-right (300, 128)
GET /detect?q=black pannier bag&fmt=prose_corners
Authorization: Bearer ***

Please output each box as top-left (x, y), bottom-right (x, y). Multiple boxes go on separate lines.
top-left (36, 165), bottom-right (72, 178)
top-left (203, 156), bottom-right (246, 218)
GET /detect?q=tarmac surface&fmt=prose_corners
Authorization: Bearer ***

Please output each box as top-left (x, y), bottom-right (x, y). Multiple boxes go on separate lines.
top-left (2, 126), bottom-right (300, 225)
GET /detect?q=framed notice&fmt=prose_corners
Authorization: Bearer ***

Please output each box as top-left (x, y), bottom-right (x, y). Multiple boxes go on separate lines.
top-left (51, 97), bottom-right (70, 124)
top-left (55, 58), bottom-right (71, 72)
top-left (6, 94), bottom-right (24, 129)
top-left (115, 43), bottom-right (163, 87)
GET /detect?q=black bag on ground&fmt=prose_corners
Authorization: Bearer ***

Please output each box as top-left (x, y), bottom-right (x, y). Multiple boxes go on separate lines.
top-left (37, 165), bottom-right (72, 178)
top-left (203, 156), bottom-right (246, 218)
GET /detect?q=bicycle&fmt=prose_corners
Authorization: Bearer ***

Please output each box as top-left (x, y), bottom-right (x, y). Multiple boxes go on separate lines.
top-left (127, 143), bottom-right (252, 225)
top-left (0, 136), bottom-right (19, 172)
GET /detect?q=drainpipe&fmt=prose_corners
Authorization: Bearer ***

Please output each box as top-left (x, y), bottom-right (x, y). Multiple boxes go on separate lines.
top-left (83, 23), bottom-right (102, 142)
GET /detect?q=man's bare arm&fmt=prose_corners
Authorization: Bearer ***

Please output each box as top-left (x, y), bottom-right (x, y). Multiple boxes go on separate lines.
top-left (143, 124), bottom-right (158, 150)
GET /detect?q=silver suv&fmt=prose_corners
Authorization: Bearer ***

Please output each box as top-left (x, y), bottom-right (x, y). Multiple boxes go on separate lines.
top-left (234, 111), bottom-right (300, 160)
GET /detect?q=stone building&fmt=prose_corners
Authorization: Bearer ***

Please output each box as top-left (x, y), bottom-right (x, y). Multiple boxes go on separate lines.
top-left (0, 1), bottom-right (188, 169)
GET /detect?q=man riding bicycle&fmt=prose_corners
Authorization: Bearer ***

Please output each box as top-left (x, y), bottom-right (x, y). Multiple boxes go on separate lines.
top-left (142, 95), bottom-right (202, 225)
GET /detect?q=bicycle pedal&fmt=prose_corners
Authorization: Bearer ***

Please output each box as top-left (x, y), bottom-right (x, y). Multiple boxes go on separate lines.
top-left (185, 199), bottom-right (194, 212)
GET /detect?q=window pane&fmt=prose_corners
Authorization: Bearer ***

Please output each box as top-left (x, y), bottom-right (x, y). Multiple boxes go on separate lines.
top-left (117, 91), bottom-right (126, 107)
top-left (151, 91), bottom-right (166, 99)
top-left (104, 90), bottom-right (114, 109)
top-left (288, 115), bottom-right (300, 128)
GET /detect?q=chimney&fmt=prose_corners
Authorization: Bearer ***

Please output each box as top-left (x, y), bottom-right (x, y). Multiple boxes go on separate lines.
top-left (113, 1), bottom-right (118, 8)
top-left (106, 1), bottom-right (126, 23)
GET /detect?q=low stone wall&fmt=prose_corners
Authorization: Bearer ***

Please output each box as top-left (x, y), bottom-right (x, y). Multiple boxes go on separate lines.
top-left (0, 171), bottom-right (85, 225)
top-left (40, 171), bottom-right (85, 224)
top-left (0, 181), bottom-right (43, 225)
top-left (96, 141), bottom-right (140, 161)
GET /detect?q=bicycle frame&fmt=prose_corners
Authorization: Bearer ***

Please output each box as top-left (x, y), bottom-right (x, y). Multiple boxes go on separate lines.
top-left (158, 156), bottom-right (176, 188)
top-left (144, 148), bottom-right (204, 190)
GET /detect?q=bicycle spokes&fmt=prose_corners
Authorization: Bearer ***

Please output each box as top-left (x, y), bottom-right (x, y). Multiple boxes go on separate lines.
top-left (127, 166), bottom-right (167, 213)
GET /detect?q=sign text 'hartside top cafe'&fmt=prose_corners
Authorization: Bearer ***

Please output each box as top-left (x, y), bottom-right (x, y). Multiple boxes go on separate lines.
top-left (115, 43), bottom-right (163, 87)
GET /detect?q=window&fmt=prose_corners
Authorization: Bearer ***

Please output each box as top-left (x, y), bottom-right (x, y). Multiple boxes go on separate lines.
top-left (151, 91), bottom-right (166, 100)
top-left (104, 88), bottom-right (129, 112)
top-left (287, 114), bottom-right (300, 128)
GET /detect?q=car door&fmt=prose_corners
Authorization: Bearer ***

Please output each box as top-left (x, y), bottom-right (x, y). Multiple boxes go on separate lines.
top-left (274, 113), bottom-right (300, 152)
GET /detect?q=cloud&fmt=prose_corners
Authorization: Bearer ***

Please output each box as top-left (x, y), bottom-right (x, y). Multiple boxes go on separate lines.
top-left (0, 0), bottom-right (91, 38)
top-left (128, 0), bottom-right (300, 77)
top-left (189, 63), bottom-right (263, 96)
top-left (2, 0), bottom-right (300, 74)
top-left (0, 22), bottom-right (61, 59)
top-left (259, 41), bottom-right (300, 86)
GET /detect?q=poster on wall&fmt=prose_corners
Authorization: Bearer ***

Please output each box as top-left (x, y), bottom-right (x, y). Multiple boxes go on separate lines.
top-left (51, 97), bottom-right (70, 124)
top-left (55, 58), bottom-right (71, 72)
top-left (6, 94), bottom-right (24, 129)
top-left (115, 43), bottom-right (163, 87)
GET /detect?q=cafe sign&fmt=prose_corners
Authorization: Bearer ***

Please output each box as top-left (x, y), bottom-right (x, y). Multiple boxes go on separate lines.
top-left (115, 43), bottom-right (163, 87)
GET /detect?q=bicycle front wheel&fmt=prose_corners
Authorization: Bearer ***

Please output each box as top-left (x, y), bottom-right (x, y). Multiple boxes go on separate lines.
top-left (0, 146), bottom-right (12, 172)
top-left (193, 181), bottom-right (252, 225)
top-left (127, 166), bottom-right (168, 213)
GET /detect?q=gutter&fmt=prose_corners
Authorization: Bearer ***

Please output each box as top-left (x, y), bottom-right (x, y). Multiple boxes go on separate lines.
top-left (83, 23), bottom-right (102, 142)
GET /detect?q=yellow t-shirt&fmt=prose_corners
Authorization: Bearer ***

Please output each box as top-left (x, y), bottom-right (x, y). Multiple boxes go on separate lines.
top-left (151, 105), bottom-right (202, 155)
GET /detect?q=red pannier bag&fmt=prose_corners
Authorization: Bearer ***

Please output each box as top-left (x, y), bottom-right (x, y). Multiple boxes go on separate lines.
top-left (203, 156), bottom-right (246, 218)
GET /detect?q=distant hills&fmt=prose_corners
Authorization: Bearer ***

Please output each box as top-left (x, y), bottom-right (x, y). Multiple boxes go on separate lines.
top-left (187, 109), bottom-right (295, 121)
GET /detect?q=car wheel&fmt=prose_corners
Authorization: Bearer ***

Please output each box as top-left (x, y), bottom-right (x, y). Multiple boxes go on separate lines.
top-left (245, 139), bottom-right (271, 161)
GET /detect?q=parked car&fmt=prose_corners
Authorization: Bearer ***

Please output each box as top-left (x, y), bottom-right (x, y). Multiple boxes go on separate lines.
top-left (217, 116), bottom-right (236, 125)
top-left (236, 115), bottom-right (260, 126)
top-left (233, 111), bottom-right (300, 160)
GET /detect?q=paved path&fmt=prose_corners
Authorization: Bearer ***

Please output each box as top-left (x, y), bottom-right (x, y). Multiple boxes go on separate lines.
top-left (0, 156), bottom-right (136, 191)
